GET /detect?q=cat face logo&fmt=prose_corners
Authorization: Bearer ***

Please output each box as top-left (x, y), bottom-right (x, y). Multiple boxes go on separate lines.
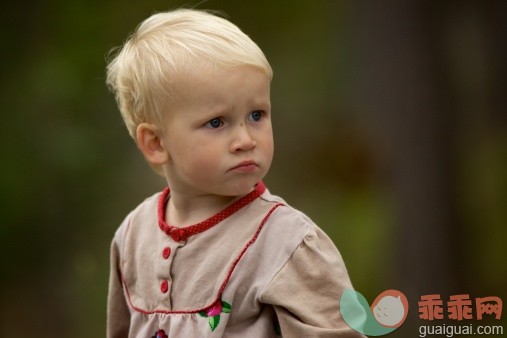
top-left (341, 289), bottom-right (409, 336)
top-left (371, 290), bottom-right (408, 328)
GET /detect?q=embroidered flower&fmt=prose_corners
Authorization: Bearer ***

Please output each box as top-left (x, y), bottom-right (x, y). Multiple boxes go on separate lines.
top-left (151, 329), bottom-right (168, 338)
top-left (199, 298), bottom-right (232, 331)
top-left (207, 301), bottom-right (223, 317)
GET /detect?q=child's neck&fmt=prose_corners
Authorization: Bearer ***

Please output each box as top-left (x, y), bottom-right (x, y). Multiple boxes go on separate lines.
top-left (166, 190), bottom-right (241, 227)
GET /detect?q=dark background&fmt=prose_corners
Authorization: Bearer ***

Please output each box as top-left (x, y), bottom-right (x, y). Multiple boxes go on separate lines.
top-left (1, 0), bottom-right (505, 336)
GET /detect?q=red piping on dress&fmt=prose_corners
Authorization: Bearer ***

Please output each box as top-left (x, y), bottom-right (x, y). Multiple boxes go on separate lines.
top-left (157, 182), bottom-right (266, 241)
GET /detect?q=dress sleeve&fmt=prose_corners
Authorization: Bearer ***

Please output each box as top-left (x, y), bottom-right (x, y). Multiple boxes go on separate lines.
top-left (260, 226), bottom-right (366, 338)
top-left (107, 232), bottom-right (130, 338)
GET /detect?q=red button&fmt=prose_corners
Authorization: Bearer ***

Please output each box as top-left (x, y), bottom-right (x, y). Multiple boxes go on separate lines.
top-left (162, 247), bottom-right (171, 259)
top-left (170, 228), bottom-right (186, 242)
top-left (160, 280), bottom-right (169, 293)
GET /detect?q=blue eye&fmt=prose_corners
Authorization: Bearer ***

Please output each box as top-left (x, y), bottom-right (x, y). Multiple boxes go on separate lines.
top-left (207, 118), bottom-right (224, 128)
top-left (249, 110), bottom-right (263, 122)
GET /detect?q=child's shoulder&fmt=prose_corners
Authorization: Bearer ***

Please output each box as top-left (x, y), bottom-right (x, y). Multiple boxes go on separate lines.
top-left (260, 188), bottom-right (318, 234)
top-left (259, 187), bottom-right (342, 257)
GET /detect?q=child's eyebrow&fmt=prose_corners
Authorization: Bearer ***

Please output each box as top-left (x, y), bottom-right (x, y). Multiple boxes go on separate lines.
top-left (207, 103), bottom-right (232, 115)
top-left (248, 98), bottom-right (271, 109)
top-left (189, 105), bottom-right (231, 124)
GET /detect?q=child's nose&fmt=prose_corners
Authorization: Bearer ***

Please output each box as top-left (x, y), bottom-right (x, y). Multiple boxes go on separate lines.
top-left (230, 124), bottom-right (256, 152)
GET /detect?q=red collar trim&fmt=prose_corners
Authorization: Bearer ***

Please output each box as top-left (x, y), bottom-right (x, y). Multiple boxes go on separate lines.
top-left (158, 182), bottom-right (266, 241)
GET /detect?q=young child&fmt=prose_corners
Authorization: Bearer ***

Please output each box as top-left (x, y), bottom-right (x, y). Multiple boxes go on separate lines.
top-left (106, 8), bottom-right (364, 338)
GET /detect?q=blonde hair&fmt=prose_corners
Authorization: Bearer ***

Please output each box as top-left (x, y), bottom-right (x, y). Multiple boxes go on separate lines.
top-left (106, 8), bottom-right (273, 140)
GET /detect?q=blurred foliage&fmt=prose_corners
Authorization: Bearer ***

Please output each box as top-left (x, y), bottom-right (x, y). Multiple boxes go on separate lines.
top-left (1, 0), bottom-right (505, 336)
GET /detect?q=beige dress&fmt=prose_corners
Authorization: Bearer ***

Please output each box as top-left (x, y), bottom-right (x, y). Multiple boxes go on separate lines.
top-left (107, 182), bottom-right (365, 338)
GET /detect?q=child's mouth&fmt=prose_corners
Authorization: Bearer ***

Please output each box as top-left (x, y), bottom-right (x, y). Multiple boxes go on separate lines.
top-left (229, 160), bottom-right (258, 172)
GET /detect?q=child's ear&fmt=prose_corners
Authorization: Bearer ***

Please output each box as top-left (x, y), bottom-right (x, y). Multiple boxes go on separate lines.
top-left (136, 123), bottom-right (169, 166)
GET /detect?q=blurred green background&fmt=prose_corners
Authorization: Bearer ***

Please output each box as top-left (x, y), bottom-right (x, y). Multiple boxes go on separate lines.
top-left (1, 0), bottom-right (506, 337)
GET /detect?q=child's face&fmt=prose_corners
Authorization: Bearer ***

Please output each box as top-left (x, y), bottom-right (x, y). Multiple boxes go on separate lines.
top-left (160, 65), bottom-right (273, 197)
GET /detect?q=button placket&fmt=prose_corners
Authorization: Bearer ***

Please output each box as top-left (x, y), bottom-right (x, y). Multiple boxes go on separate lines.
top-left (160, 280), bottom-right (169, 293)
top-left (162, 246), bottom-right (171, 259)
top-left (169, 228), bottom-right (187, 242)
top-left (157, 241), bottom-right (173, 302)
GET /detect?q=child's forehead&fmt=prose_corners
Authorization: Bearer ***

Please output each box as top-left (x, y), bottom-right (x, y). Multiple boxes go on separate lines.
top-left (174, 63), bottom-right (270, 98)
top-left (178, 62), bottom-right (269, 81)
top-left (165, 64), bottom-right (270, 116)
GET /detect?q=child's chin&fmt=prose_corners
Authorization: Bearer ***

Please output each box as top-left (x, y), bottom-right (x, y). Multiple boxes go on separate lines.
top-left (222, 181), bottom-right (257, 196)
